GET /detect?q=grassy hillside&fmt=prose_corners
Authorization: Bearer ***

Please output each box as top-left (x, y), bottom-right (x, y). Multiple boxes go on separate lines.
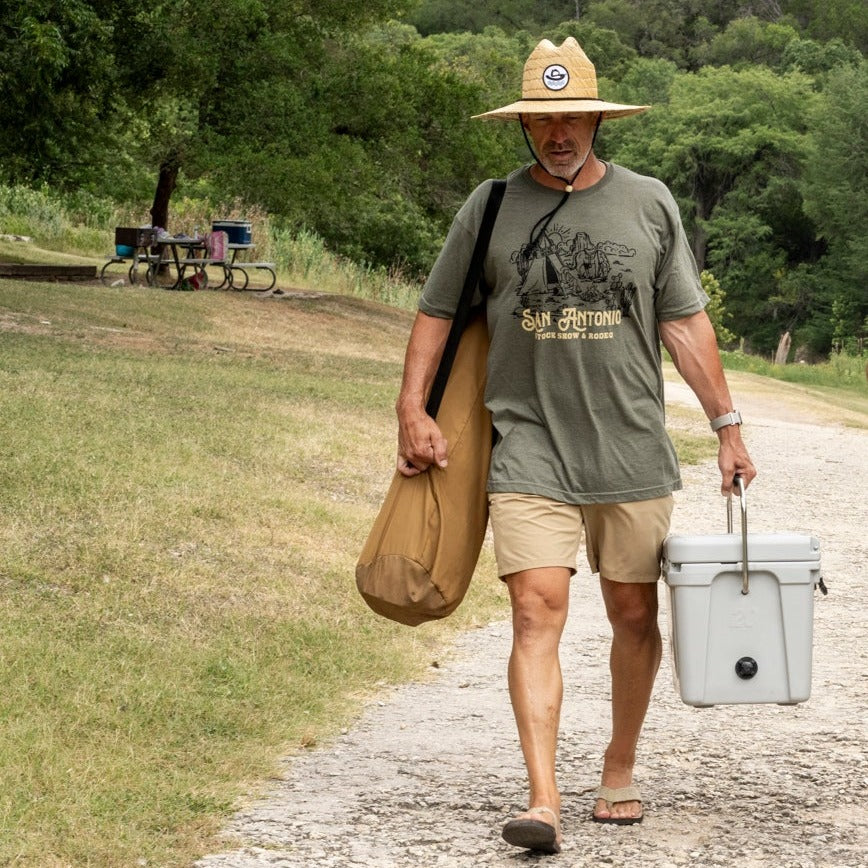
top-left (4, 277), bottom-right (854, 865)
top-left (0, 280), bottom-right (511, 866)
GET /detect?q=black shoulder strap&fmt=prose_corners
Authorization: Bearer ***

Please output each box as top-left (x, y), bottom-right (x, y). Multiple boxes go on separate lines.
top-left (426, 179), bottom-right (506, 419)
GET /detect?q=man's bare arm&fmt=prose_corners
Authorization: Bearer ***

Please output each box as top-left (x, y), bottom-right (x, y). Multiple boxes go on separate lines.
top-left (395, 311), bottom-right (453, 477)
top-left (658, 310), bottom-right (757, 495)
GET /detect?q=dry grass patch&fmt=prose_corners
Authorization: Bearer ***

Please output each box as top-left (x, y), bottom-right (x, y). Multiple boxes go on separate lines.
top-left (0, 279), bottom-right (505, 867)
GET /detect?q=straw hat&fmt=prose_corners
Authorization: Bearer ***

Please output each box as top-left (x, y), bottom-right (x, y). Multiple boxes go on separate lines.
top-left (473, 37), bottom-right (648, 121)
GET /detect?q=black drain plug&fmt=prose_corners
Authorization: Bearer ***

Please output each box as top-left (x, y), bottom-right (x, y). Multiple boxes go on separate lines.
top-left (735, 656), bottom-right (759, 679)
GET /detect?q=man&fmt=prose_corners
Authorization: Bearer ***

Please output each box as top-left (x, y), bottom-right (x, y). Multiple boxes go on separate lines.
top-left (396, 37), bottom-right (755, 853)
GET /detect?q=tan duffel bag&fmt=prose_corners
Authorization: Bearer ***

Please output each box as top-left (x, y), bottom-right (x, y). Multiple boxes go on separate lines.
top-left (355, 180), bottom-right (505, 625)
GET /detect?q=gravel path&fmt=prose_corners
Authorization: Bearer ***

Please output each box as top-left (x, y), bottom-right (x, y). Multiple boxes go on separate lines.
top-left (197, 380), bottom-right (867, 868)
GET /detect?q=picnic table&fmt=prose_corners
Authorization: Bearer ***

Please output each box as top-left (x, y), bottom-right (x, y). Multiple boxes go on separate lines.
top-left (100, 233), bottom-right (276, 291)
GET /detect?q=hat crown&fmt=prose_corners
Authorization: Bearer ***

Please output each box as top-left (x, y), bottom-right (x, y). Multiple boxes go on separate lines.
top-left (522, 37), bottom-right (599, 102)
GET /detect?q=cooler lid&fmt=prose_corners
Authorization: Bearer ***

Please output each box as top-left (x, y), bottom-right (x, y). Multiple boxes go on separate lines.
top-left (664, 532), bottom-right (820, 565)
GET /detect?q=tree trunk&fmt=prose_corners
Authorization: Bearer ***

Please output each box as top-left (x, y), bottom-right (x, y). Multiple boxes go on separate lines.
top-left (774, 331), bottom-right (791, 366)
top-left (692, 183), bottom-right (716, 272)
top-left (692, 226), bottom-right (707, 272)
top-left (150, 155), bottom-right (180, 231)
top-left (692, 204), bottom-right (708, 272)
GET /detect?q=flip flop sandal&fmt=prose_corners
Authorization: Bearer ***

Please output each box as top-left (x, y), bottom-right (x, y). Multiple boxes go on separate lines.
top-left (592, 785), bottom-right (644, 825)
top-left (502, 805), bottom-right (562, 853)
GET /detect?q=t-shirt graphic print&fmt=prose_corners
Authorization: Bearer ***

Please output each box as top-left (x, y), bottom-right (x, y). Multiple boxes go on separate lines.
top-left (511, 224), bottom-right (639, 342)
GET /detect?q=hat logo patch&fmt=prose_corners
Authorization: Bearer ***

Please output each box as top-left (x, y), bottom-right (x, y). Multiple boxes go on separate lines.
top-left (543, 64), bottom-right (569, 91)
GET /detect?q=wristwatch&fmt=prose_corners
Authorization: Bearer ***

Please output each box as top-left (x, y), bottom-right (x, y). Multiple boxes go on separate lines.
top-left (709, 409), bottom-right (743, 432)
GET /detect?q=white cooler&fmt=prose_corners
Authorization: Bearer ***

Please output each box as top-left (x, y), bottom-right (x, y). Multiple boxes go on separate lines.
top-left (662, 480), bottom-right (823, 707)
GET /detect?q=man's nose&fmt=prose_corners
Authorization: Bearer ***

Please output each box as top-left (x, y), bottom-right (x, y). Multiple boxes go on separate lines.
top-left (548, 120), bottom-right (571, 142)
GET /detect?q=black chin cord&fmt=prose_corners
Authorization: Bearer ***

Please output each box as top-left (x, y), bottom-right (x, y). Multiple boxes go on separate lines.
top-left (522, 114), bottom-right (603, 255)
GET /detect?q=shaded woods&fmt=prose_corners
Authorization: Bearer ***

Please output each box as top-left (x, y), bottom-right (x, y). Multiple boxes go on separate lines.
top-left (0, 0), bottom-right (865, 357)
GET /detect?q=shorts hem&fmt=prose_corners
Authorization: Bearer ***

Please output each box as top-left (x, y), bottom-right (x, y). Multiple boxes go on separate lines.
top-left (599, 572), bottom-right (662, 584)
top-left (498, 561), bottom-right (578, 582)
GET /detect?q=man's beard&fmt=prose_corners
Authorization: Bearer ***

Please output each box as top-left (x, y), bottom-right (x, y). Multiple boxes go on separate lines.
top-left (538, 141), bottom-right (590, 181)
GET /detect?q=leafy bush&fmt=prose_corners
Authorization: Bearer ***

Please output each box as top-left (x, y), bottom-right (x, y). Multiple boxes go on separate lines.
top-left (0, 184), bottom-right (118, 253)
top-left (701, 270), bottom-right (736, 346)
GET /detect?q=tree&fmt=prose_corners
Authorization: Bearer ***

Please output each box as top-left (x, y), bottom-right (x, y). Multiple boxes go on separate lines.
top-left (408, 1), bottom-right (579, 35)
top-left (781, 0), bottom-right (868, 53)
top-left (797, 60), bottom-right (868, 351)
top-left (604, 56), bottom-right (679, 108)
top-left (421, 27), bottom-right (534, 110)
top-left (607, 65), bottom-right (817, 352)
top-left (699, 16), bottom-right (800, 69)
top-left (781, 36), bottom-right (864, 75)
top-left (191, 22), bottom-right (516, 271)
top-left (0, 0), bottom-right (120, 185)
top-left (547, 20), bottom-right (637, 80)
top-left (0, 0), bottom-right (421, 229)
top-left (583, 0), bottom-right (743, 67)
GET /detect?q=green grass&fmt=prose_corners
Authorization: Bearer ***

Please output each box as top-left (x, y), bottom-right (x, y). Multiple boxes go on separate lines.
top-left (716, 350), bottom-right (868, 427)
top-left (0, 280), bottom-right (505, 866)
top-left (720, 348), bottom-right (868, 394)
top-left (1, 274), bottom-right (862, 866)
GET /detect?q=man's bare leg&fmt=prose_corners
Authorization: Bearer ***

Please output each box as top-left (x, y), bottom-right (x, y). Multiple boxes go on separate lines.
top-left (505, 567), bottom-right (571, 834)
top-left (594, 578), bottom-right (661, 822)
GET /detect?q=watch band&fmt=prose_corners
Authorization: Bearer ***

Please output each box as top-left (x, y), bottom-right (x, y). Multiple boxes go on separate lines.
top-left (709, 409), bottom-right (743, 432)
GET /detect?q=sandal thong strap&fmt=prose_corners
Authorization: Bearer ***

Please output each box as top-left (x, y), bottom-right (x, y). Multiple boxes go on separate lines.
top-left (525, 805), bottom-right (560, 832)
top-left (596, 785), bottom-right (642, 805)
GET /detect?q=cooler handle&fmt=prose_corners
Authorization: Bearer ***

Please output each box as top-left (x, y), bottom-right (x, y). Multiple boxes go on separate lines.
top-left (726, 475), bottom-right (750, 595)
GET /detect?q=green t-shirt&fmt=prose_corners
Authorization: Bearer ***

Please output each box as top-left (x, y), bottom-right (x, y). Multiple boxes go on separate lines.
top-left (419, 163), bottom-right (708, 504)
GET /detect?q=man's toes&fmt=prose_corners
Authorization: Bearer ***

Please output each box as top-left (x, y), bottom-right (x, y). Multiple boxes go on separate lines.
top-left (611, 799), bottom-right (640, 819)
top-left (593, 798), bottom-right (612, 819)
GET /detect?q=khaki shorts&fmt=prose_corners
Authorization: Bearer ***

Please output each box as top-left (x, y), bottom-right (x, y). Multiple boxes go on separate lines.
top-left (488, 492), bottom-right (674, 583)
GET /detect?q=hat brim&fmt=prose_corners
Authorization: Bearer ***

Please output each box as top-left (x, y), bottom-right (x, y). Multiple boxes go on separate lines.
top-left (472, 99), bottom-right (649, 121)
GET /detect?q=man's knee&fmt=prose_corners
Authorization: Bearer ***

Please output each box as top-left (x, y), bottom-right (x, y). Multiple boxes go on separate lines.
top-left (507, 569), bottom-right (570, 641)
top-left (601, 579), bottom-right (659, 637)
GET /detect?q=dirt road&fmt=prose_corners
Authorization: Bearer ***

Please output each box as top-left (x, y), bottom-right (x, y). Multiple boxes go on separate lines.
top-left (197, 374), bottom-right (867, 868)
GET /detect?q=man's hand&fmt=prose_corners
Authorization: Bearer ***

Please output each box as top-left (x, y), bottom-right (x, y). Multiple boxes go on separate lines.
top-left (394, 311), bottom-right (453, 477)
top-left (396, 407), bottom-right (448, 477)
top-left (717, 426), bottom-right (756, 496)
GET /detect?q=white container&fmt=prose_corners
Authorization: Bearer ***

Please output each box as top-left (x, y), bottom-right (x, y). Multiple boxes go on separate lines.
top-left (662, 483), bottom-right (822, 707)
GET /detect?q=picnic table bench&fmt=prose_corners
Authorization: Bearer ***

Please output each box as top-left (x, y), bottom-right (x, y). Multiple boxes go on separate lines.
top-left (225, 243), bottom-right (276, 291)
